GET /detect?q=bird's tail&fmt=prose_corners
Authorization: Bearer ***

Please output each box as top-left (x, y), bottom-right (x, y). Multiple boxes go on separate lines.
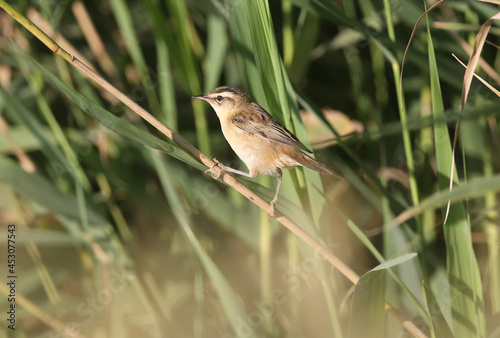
top-left (294, 152), bottom-right (343, 179)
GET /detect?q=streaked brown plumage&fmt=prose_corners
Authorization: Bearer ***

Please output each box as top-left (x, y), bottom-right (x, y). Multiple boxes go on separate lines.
top-left (193, 86), bottom-right (340, 217)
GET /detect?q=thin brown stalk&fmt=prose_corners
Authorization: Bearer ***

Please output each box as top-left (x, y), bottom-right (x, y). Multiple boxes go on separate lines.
top-left (399, 0), bottom-right (445, 107)
top-left (26, 8), bottom-right (94, 69)
top-left (26, 7), bottom-right (119, 104)
top-left (71, 1), bottom-right (119, 82)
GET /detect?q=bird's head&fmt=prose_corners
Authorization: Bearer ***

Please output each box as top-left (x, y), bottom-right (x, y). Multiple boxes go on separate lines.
top-left (193, 86), bottom-right (250, 118)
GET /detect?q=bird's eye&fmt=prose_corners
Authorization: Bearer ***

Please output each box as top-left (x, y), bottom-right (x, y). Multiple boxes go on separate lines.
top-left (216, 95), bottom-right (223, 102)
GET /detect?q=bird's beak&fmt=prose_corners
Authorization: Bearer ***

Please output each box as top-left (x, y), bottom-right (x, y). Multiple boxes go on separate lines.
top-left (192, 94), bottom-right (209, 101)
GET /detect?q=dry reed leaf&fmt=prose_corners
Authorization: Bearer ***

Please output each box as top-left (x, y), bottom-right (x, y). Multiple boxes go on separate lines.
top-left (458, 12), bottom-right (500, 109)
top-left (447, 31), bottom-right (500, 85)
top-left (453, 54), bottom-right (500, 97)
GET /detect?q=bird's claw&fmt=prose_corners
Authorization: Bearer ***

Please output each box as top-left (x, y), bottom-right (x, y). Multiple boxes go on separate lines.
top-left (205, 158), bottom-right (226, 180)
top-left (204, 159), bottom-right (216, 175)
top-left (268, 200), bottom-right (277, 221)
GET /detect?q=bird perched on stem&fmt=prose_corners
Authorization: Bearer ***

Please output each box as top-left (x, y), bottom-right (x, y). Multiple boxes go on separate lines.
top-left (193, 86), bottom-right (341, 218)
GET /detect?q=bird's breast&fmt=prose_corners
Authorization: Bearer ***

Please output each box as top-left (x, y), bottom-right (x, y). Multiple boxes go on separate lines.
top-left (219, 121), bottom-right (298, 176)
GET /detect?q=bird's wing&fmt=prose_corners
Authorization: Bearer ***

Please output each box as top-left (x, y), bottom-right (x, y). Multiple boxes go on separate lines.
top-left (231, 105), bottom-right (312, 153)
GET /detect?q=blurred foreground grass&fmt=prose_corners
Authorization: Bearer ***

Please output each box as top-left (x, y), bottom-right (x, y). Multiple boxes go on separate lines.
top-left (0, 0), bottom-right (499, 337)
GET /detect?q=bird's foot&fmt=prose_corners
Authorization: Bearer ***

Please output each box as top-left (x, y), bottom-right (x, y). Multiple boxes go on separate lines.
top-left (205, 158), bottom-right (226, 180)
top-left (268, 199), bottom-right (277, 221)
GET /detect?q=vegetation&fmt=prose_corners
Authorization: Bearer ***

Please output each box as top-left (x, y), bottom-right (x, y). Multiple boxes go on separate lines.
top-left (0, 0), bottom-right (499, 337)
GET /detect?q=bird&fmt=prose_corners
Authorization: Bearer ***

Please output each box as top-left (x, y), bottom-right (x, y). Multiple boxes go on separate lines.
top-left (193, 86), bottom-right (340, 218)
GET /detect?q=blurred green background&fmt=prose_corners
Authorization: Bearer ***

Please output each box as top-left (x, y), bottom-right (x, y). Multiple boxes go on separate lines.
top-left (0, 0), bottom-right (499, 337)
